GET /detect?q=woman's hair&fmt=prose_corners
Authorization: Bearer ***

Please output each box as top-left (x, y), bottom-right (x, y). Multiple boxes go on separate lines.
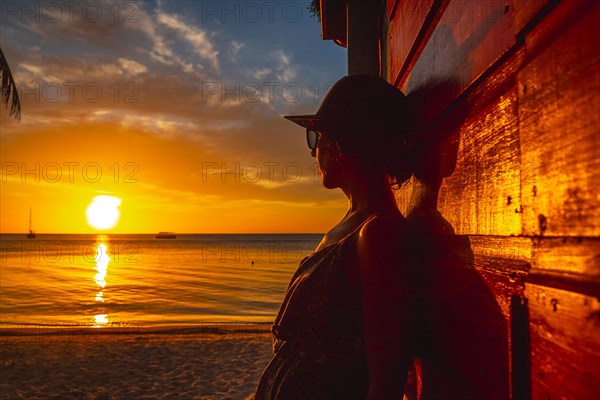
top-left (331, 114), bottom-right (416, 188)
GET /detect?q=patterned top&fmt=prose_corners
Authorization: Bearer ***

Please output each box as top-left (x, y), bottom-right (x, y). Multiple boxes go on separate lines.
top-left (254, 219), bottom-right (373, 400)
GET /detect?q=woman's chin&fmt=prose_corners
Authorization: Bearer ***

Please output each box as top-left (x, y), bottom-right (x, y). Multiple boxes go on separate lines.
top-left (320, 176), bottom-right (339, 189)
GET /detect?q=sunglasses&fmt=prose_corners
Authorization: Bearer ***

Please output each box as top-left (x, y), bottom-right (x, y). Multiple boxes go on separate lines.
top-left (306, 128), bottom-right (322, 151)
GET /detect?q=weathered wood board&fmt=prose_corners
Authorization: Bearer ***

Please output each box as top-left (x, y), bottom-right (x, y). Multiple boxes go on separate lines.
top-left (386, 0), bottom-right (435, 84)
top-left (381, 0), bottom-right (600, 397)
top-left (526, 283), bottom-right (600, 399)
top-left (433, 88), bottom-right (521, 235)
top-left (400, 0), bottom-right (516, 120)
top-left (512, 0), bottom-right (551, 35)
top-left (518, 1), bottom-right (600, 237)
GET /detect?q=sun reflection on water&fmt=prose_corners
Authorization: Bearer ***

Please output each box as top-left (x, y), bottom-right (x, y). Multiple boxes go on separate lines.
top-left (93, 241), bottom-right (110, 327)
top-left (93, 314), bottom-right (109, 326)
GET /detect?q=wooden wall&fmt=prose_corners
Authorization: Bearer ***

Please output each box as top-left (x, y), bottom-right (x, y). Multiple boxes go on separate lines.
top-left (381, 0), bottom-right (600, 398)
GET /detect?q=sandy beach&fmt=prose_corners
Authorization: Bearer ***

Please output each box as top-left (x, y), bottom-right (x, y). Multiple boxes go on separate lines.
top-left (0, 326), bottom-right (273, 400)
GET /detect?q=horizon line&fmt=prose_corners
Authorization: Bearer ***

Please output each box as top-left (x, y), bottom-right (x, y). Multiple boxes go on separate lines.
top-left (0, 232), bottom-right (325, 235)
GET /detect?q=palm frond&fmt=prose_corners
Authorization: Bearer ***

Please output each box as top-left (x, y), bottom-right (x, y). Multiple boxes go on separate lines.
top-left (0, 47), bottom-right (21, 121)
top-left (308, 0), bottom-right (321, 22)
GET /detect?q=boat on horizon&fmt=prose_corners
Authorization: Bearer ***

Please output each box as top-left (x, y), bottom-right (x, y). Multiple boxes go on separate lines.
top-left (156, 231), bottom-right (177, 239)
top-left (27, 207), bottom-right (36, 239)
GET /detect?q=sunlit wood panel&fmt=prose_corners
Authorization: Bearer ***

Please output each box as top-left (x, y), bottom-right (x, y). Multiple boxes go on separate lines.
top-left (526, 283), bottom-right (600, 399)
top-left (401, 0), bottom-right (516, 121)
top-left (386, 0), bottom-right (435, 84)
top-left (512, 0), bottom-right (551, 34)
top-left (437, 89), bottom-right (521, 235)
top-left (518, 2), bottom-right (600, 237)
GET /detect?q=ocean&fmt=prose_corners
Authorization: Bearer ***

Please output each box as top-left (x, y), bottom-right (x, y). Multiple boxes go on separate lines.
top-left (0, 234), bottom-right (323, 328)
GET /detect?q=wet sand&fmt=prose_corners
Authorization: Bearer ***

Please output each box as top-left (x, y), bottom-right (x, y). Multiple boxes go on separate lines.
top-left (0, 325), bottom-right (273, 400)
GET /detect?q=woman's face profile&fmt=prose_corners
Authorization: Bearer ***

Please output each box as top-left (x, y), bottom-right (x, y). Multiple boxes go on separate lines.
top-left (316, 132), bottom-right (345, 189)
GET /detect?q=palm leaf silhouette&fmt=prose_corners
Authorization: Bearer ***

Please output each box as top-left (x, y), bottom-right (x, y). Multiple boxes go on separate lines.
top-left (0, 47), bottom-right (21, 121)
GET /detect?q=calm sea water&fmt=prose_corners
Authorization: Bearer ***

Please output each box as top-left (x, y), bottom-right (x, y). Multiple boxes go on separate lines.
top-left (0, 234), bottom-right (322, 327)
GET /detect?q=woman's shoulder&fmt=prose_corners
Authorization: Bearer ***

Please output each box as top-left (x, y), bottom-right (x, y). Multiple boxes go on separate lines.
top-left (342, 212), bottom-right (407, 294)
top-left (358, 212), bottom-right (406, 246)
top-left (351, 212), bottom-right (413, 292)
top-left (353, 213), bottom-right (405, 267)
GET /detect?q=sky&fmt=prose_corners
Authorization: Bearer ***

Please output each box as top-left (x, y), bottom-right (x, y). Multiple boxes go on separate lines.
top-left (0, 0), bottom-right (349, 233)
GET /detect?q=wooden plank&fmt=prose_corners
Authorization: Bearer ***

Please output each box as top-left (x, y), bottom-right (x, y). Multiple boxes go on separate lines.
top-left (396, 49), bottom-right (526, 236)
top-left (526, 283), bottom-right (600, 400)
top-left (473, 88), bottom-right (521, 236)
top-left (402, 0), bottom-right (516, 122)
top-left (390, 233), bottom-right (599, 293)
top-left (320, 0), bottom-right (347, 44)
top-left (386, 0), bottom-right (436, 84)
top-left (512, 0), bottom-right (551, 35)
top-left (436, 88), bottom-right (521, 235)
top-left (519, 0), bottom-right (592, 62)
top-left (437, 125), bottom-right (478, 233)
top-left (518, 1), bottom-right (600, 237)
top-left (476, 268), bottom-right (523, 322)
top-left (386, 0), bottom-right (399, 20)
top-left (531, 236), bottom-right (600, 279)
top-left (470, 235), bottom-right (532, 271)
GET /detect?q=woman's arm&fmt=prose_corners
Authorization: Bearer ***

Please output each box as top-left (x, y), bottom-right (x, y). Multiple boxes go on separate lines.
top-left (357, 216), bottom-right (413, 400)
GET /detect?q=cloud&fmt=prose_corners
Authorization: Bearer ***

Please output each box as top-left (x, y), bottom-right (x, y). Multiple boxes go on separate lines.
top-left (132, 12), bottom-right (199, 75)
top-left (17, 56), bottom-right (146, 84)
top-left (229, 40), bottom-right (245, 61)
top-left (118, 58), bottom-right (148, 76)
top-left (156, 12), bottom-right (220, 73)
top-left (251, 68), bottom-right (273, 80)
top-left (270, 49), bottom-right (297, 82)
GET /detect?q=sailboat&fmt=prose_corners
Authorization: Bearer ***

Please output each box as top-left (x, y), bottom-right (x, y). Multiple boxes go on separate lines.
top-left (27, 207), bottom-right (36, 239)
top-left (156, 231), bottom-right (176, 239)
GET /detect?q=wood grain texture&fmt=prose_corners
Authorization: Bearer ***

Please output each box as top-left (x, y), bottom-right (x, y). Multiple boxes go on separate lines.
top-left (402, 0), bottom-right (516, 121)
top-left (526, 283), bottom-right (600, 400)
top-left (531, 237), bottom-right (600, 278)
top-left (436, 88), bottom-right (521, 235)
top-left (383, 0), bottom-right (600, 398)
top-left (385, 0), bottom-right (436, 84)
top-left (436, 126), bottom-right (479, 233)
top-left (474, 89), bottom-right (522, 236)
top-left (518, 1), bottom-right (600, 237)
top-left (476, 268), bottom-right (524, 322)
top-left (512, 0), bottom-right (551, 35)
top-left (386, 0), bottom-right (399, 20)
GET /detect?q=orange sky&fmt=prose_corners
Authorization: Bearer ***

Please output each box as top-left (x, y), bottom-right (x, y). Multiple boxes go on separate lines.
top-left (0, 1), bottom-right (349, 233)
top-left (1, 117), bottom-right (348, 233)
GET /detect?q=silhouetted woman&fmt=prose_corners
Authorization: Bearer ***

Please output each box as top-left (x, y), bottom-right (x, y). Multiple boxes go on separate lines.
top-left (255, 74), bottom-right (415, 399)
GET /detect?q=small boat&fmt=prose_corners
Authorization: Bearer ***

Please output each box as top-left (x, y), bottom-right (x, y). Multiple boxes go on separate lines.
top-left (156, 231), bottom-right (176, 239)
top-left (27, 207), bottom-right (36, 239)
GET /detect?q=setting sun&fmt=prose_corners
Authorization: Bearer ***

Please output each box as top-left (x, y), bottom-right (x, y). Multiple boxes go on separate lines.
top-left (86, 196), bottom-right (122, 230)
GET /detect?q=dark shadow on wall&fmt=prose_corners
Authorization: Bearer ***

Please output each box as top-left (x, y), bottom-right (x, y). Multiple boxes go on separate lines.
top-left (400, 21), bottom-right (510, 400)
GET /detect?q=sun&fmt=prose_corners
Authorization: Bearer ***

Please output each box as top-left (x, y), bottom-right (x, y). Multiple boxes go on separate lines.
top-left (86, 195), bottom-right (122, 230)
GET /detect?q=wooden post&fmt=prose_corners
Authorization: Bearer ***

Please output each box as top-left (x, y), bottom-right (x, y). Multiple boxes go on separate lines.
top-left (347, 0), bottom-right (380, 76)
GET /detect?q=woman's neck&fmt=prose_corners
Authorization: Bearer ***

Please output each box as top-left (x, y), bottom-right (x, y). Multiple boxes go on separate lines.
top-left (342, 175), bottom-right (399, 217)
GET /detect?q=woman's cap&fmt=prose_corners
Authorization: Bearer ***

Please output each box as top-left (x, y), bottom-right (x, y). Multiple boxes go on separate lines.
top-left (283, 74), bottom-right (408, 136)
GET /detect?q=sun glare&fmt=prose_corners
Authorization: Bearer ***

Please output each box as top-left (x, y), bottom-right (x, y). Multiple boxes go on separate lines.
top-left (86, 196), bottom-right (122, 230)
